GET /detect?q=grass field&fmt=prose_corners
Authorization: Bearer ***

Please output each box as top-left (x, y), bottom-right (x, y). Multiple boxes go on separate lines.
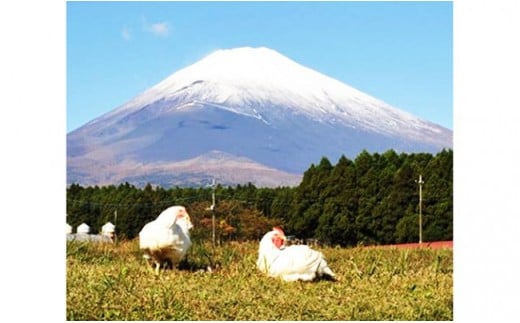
top-left (66, 239), bottom-right (452, 320)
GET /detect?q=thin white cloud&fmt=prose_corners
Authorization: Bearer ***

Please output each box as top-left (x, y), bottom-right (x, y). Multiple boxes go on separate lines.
top-left (121, 26), bottom-right (131, 41)
top-left (141, 16), bottom-right (171, 37)
top-left (148, 22), bottom-right (170, 37)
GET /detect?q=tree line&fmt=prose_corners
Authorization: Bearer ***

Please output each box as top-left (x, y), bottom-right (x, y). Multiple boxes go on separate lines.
top-left (66, 149), bottom-right (452, 246)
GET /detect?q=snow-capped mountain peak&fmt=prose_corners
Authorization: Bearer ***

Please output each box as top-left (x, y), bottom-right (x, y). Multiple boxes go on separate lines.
top-left (68, 46), bottom-right (452, 188)
top-left (99, 47), bottom-right (439, 138)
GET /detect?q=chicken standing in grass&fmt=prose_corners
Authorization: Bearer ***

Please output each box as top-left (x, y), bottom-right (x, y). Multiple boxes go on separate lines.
top-left (257, 227), bottom-right (336, 282)
top-left (139, 205), bottom-right (193, 274)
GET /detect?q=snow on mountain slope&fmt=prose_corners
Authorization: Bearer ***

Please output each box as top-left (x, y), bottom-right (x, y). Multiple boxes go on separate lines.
top-left (84, 47), bottom-right (446, 140)
top-left (68, 46), bottom-right (452, 187)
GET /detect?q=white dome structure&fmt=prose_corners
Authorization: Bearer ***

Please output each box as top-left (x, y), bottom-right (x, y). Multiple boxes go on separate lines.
top-left (101, 222), bottom-right (115, 234)
top-left (101, 222), bottom-right (116, 240)
top-left (66, 223), bottom-right (72, 234)
top-left (66, 222), bottom-right (114, 244)
top-left (77, 223), bottom-right (90, 234)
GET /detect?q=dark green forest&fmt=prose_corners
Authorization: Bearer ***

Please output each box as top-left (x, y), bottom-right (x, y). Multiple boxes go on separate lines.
top-left (66, 149), bottom-right (452, 246)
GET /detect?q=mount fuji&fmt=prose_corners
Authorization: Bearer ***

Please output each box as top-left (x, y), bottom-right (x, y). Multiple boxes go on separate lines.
top-left (67, 46), bottom-right (452, 188)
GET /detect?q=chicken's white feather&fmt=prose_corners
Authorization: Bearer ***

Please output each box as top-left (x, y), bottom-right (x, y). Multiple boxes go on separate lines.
top-left (139, 205), bottom-right (193, 274)
top-left (257, 227), bottom-right (335, 282)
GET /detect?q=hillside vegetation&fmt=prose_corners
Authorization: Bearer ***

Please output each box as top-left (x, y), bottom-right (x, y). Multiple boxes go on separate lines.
top-left (67, 149), bottom-right (452, 247)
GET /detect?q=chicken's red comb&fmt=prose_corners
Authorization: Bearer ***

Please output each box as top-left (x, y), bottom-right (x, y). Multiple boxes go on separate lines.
top-left (273, 226), bottom-right (285, 235)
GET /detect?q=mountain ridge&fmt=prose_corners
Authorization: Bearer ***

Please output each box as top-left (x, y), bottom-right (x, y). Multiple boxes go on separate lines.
top-left (67, 150), bottom-right (302, 188)
top-left (67, 46), bottom-right (452, 188)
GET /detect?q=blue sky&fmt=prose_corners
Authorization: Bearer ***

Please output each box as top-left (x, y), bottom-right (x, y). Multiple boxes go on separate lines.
top-left (67, 1), bottom-right (452, 132)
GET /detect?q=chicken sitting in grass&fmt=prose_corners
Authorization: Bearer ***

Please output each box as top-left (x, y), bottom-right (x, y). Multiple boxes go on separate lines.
top-left (139, 205), bottom-right (193, 274)
top-left (257, 227), bottom-right (336, 282)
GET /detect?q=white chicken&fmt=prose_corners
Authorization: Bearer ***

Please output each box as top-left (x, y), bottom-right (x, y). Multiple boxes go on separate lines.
top-left (139, 205), bottom-right (193, 274)
top-left (257, 227), bottom-right (336, 282)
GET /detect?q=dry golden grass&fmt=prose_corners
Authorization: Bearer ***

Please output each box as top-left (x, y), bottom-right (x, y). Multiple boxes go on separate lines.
top-left (66, 239), bottom-right (452, 320)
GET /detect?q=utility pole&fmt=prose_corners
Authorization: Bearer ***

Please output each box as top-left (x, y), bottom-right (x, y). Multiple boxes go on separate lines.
top-left (114, 209), bottom-right (118, 245)
top-left (416, 175), bottom-right (424, 244)
top-left (210, 179), bottom-right (216, 248)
